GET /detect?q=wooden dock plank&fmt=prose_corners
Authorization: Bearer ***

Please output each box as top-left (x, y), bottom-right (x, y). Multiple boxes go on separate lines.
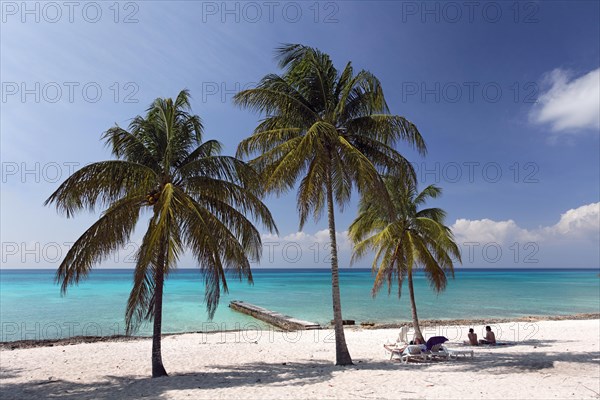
top-left (229, 301), bottom-right (321, 331)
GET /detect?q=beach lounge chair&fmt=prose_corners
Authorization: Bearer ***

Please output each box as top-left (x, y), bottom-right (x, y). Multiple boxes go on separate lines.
top-left (397, 325), bottom-right (409, 344)
top-left (427, 343), bottom-right (450, 360)
top-left (424, 336), bottom-right (450, 360)
top-left (386, 325), bottom-right (408, 345)
top-left (384, 325), bottom-right (409, 359)
top-left (400, 345), bottom-right (428, 364)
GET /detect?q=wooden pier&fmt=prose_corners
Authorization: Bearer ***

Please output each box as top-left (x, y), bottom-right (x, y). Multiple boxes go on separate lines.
top-left (229, 301), bottom-right (321, 331)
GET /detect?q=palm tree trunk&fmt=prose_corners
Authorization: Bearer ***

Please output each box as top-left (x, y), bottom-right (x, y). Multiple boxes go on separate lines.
top-left (407, 268), bottom-right (424, 343)
top-left (152, 250), bottom-right (168, 378)
top-left (326, 167), bottom-right (353, 366)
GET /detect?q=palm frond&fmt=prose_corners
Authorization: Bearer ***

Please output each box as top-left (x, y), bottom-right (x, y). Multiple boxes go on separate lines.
top-left (50, 90), bottom-right (278, 342)
top-left (56, 195), bottom-right (144, 294)
top-left (44, 161), bottom-right (156, 217)
top-left (349, 172), bottom-right (461, 299)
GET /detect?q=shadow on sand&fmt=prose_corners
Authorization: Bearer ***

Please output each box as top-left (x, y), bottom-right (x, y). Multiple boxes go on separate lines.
top-left (1, 343), bottom-right (598, 399)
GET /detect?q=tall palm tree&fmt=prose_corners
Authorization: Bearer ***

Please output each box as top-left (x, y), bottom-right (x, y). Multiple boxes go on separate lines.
top-left (349, 175), bottom-right (461, 342)
top-left (234, 44), bottom-right (426, 365)
top-left (45, 90), bottom-right (277, 377)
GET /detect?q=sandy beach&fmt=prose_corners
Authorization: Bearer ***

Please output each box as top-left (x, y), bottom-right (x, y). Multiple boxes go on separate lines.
top-left (1, 318), bottom-right (599, 399)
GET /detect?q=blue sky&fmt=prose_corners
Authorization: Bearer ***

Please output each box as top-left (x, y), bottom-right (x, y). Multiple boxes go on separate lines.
top-left (1, 1), bottom-right (599, 269)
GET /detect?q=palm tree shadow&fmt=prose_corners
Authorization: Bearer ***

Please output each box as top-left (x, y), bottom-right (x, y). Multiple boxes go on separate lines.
top-left (191, 360), bottom-right (336, 387)
top-left (520, 338), bottom-right (579, 348)
top-left (0, 360), bottom-right (338, 400)
top-left (0, 367), bottom-right (26, 380)
top-left (2, 349), bottom-right (598, 399)
top-left (0, 375), bottom-right (160, 400)
top-left (446, 349), bottom-right (600, 374)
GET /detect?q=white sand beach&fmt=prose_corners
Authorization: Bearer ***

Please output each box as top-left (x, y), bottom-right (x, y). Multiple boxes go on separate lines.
top-left (1, 319), bottom-right (599, 399)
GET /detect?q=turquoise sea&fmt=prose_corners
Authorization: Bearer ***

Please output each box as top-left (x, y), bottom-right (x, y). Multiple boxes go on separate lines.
top-left (0, 268), bottom-right (598, 342)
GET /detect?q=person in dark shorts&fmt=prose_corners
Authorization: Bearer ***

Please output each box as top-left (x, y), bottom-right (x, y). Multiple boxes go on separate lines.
top-left (479, 326), bottom-right (496, 345)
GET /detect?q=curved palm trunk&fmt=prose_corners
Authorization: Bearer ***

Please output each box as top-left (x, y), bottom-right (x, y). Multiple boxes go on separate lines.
top-left (152, 250), bottom-right (168, 378)
top-left (326, 167), bottom-right (353, 366)
top-left (407, 269), bottom-right (424, 342)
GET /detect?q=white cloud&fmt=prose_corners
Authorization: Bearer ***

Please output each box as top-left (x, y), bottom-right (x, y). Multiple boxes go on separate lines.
top-left (451, 218), bottom-right (538, 244)
top-left (263, 229), bottom-right (351, 249)
top-left (451, 202), bottom-right (600, 245)
top-left (547, 202), bottom-right (600, 238)
top-left (530, 68), bottom-right (600, 134)
top-left (450, 203), bottom-right (599, 267)
top-left (282, 231), bottom-right (311, 241)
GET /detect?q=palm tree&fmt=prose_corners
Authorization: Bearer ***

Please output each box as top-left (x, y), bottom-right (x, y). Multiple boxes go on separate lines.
top-left (45, 90), bottom-right (277, 377)
top-left (349, 174), bottom-right (461, 342)
top-left (234, 44), bottom-right (426, 365)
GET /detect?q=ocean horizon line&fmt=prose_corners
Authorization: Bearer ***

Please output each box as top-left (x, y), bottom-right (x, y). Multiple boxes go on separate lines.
top-left (1, 267), bottom-right (599, 272)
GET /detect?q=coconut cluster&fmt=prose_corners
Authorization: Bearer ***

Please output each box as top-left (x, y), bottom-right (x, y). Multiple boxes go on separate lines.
top-left (146, 190), bottom-right (160, 205)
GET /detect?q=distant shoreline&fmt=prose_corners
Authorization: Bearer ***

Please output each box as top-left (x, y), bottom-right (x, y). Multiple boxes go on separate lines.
top-left (2, 312), bottom-right (598, 350)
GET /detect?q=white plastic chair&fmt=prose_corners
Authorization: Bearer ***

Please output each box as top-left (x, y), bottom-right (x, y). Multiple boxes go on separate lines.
top-left (384, 325), bottom-right (409, 359)
top-left (427, 344), bottom-right (450, 360)
top-left (397, 325), bottom-right (408, 344)
top-left (401, 345), bottom-right (427, 364)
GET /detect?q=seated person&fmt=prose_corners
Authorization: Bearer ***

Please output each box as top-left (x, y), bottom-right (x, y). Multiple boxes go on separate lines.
top-left (478, 325), bottom-right (496, 345)
top-left (408, 336), bottom-right (428, 353)
top-left (410, 336), bottom-right (425, 345)
top-left (464, 328), bottom-right (478, 345)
